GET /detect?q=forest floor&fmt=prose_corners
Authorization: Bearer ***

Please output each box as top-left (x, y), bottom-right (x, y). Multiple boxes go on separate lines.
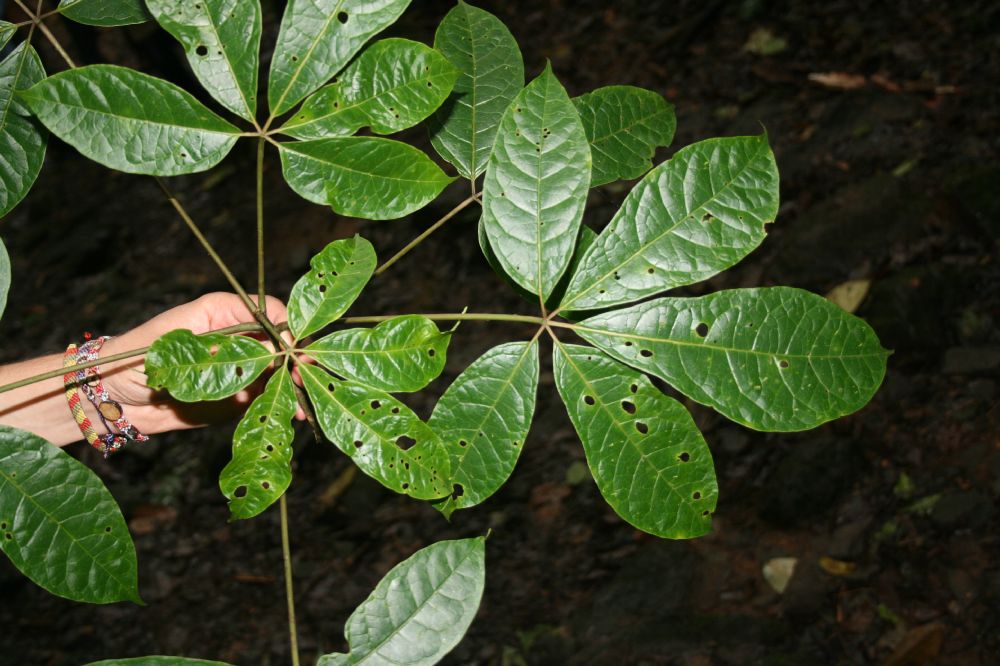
top-left (1, 1), bottom-right (998, 665)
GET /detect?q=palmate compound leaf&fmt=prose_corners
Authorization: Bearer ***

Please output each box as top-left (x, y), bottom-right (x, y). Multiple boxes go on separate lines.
top-left (278, 38), bottom-right (458, 140)
top-left (146, 0), bottom-right (262, 122)
top-left (1, 43), bottom-right (47, 219)
top-left (301, 364), bottom-right (450, 500)
top-left (268, 0), bottom-right (413, 116)
top-left (317, 537), bottom-right (485, 666)
top-left (558, 134), bottom-right (780, 312)
top-left (0, 426), bottom-right (141, 604)
top-left (144, 329), bottom-right (275, 402)
top-left (305, 315), bottom-right (450, 393)
top-left (58, 0), bottom-right (150, 26)
top-left (287, 235), bottom-right (377, 341)
top-left (429, 1), bottom-right (524, 180)
top-left (575, 287), bottom-right (891, 432)
top-left (18, 65), bottom-right (240, 176)
top-left (552, 343), bottom-right (718, 539)
top-left (428, 341), bottom-right (539, 518)
top-left (278, 137), bottom-right (456, 220)
top-left (86, 657), bottom-right (230, 666)
top-left (219, 367), bottom-right (297, 520)
top-left (480, 63), bottom-right (591, 301)
top-left (573, 85), bottom-right (676, 187)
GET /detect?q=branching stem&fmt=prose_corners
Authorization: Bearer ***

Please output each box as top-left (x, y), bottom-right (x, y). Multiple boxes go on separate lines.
top-left (375, 193), bottom-right (481, 276)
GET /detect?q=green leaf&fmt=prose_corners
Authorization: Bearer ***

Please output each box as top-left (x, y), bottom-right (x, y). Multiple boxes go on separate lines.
top-left (429, 341), bottom-right (539, 517)
top-left (0, 426), bottom-right (141, 604)
top-left (19, 65), bottom-right (240, 176)
top-left (58, 0), bottom-right (150, 26)
top-left (0, 22), bottom-right (14, 51)
top-left (429, 1), bottom-right (524, 180)
top-left (287, 235), bottom-right (376, 340)
top-left (219, 368), bottom-right (297, 520)
top-left (301, 364), bottom-right (450, 500)
top-left (317, 537), bottom-right (485, 666)
top-left (84, 658), bottom-right (235, 666)
top-left (305, 316), bottom-right (450, 393)
top-left (573, 85), bottom-right (676, 187)
top-left (575, 287), bottom-right (891, 431)
top-left (144, 329), bottom-right (275, 402)
top-left (480, 63), bottom-right (591, 300)
top-left (559, 134), bottom-right (779, 311)
top-left (146, 0), bottom-right (262, 122)
top-left (552, 344), bottom-right (717, 539)
top-left (279, 137), bottom-right (455, 219)
top-left (268, 0), bottom-right (413, 116)
top-left (278, 38), bottom-right (457, 140)
top-left (0, 236), bottom-right (9, 320)
top-left (1, 43), bottom-right (47, 218)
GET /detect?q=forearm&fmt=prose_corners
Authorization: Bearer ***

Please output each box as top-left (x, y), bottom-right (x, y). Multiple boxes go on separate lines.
top-left (0, 352), bottom-right (94, 446)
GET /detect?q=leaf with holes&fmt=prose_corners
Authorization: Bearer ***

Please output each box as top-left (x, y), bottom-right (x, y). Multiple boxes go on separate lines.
top-left (481, 63), bottom-right (591, 300)
top-left (317, 537), bottom-right (485, 666)
top-left (287, 235), bottom-right (376, 340)
top-left (279, 38), bottom-right (457, 140)
top-left (1, 43), bottom-right (47, 219)
top-left (574, 85), bottom-right (676, 187)
top-left (559, 134), bottom-right (779, 312)
top-left (302, 364), bottom-right (450, 500)
top-left (0, 426), bottom-right (141, 604)
top-left (219, 368), bottom-right (297, 520)
top-left (305, 315), bottom-right (450, 393)
top-left (576, 287), bottom-right (891, 431)
top-left (18, 65), bottom-right (240, 176)
top-left (0, 22), bottom-right (14, 51)
top-left (553, 343), bottom-right (717, 539)
top-left (429, 1), bottom-right (524, 180)
top-left (146, 0), bottom-right (262, 122)
top-left (86, 657), bottom-right (230, 666)
top-left (279, 137), bottom-right (455, 219)
top-left (144, 329), bottom-right (275, 402)
top-left (58, 0), bottom-right (150, 26)
top-left (268, 0), bottom-right (412, 116)
top-left (429, 341), bottom-right (539, 518)
top-left (0, 236), bottom-right (9, 320)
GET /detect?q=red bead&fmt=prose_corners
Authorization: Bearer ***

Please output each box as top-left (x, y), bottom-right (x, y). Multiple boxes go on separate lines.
top-left (83, 331), bottom-right (92, 340)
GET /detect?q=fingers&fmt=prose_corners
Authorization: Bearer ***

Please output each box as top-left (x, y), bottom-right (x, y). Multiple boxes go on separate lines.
top-left (203, 292), bottom-right (288, 330)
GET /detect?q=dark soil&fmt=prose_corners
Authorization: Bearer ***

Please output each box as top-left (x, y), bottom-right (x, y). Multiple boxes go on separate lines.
top-left (1, 1), bottom-right (998, 665)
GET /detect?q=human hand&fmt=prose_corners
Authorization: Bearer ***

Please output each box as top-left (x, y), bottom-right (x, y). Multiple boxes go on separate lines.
top-left (99, 292), bottom-right (300, 436)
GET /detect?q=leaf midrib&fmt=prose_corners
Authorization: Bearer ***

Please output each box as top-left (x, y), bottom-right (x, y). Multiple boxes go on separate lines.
top-left (271, 0), bottom-right (348, 114)
top-left (284, 141), bottom-right (446, 185)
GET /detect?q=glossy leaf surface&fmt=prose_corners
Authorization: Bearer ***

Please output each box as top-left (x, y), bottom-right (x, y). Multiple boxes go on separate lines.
top-left (144, 329), bottom-right (274, 402)
top-left (279, 137), bottom-right (455, 219)
top-left (481, 63), bottom-right (591, 300)
top-left (560, 134), bottom-right (779, 311)
top-left (1, 43), bottom-right (47, 218)
top-left (429, 1), bottom-right (524, 179)
top-left (306, 315), bottom-right (450, 393)
top-left (268, 0), bottom-right (412, 116)
top-left (553, 344), bottom-right (717, 539)
top-left (429, 341), bottom-right (539, 517)
top-left (287, 235), bottom-right (376, 340)
top-left (0, 236), bottom-right (9, 319)
top-left (279, 38), bottom-right (457, 140)
top-left (574, 85), bottom-right (676, 187)
top-left (0, 22), bottom-right (13, 51)
top-left (84, 659), bottom-right (234, 666)
top-left (0, 426), bottom-right (140, 604)
top-left (58, 0), bottom-right (150, 26)
top-left (146, 0), bottom-right (262, 122)
top-left (19, 65), bottom-right (240, 176)
top-left (317, 537), bottom-right (485, 666)
top-left (576, 288), bottom-right (891, 431)
top-left (219, 368), bottom-right (297, 520)
top-left (302, 364), bottom-right (450, 500)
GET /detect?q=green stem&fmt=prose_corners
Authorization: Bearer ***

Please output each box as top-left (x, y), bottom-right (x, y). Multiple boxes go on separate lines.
top-left (256, 138), bottom-right (267, 316)
top-left (374, 194), bottom-right (481, 276)
top-left (280, 493), bottom-right (301, 666)
top-left (0, 322), bottom-right (273, 395)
